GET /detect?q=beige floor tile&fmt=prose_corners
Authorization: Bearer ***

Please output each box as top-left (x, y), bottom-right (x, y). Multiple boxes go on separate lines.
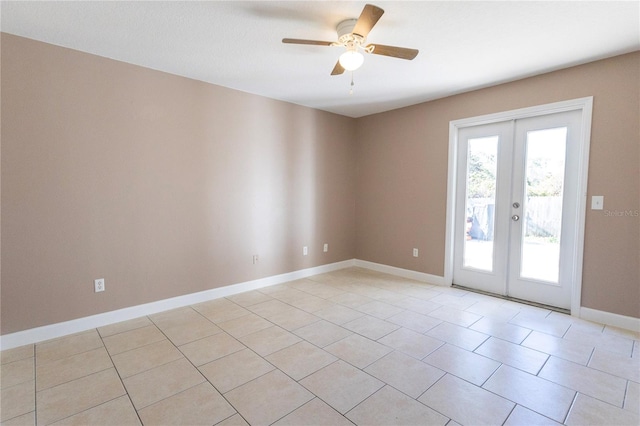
top-left (239, 326), bottom-right (301, 357)
top-left (97, 316), bottom-right (152, 338)
top-left (347, 386), bottom-right (449, 426)
top-left (199, 348), bottom-right (274, 393)
top-left (325, 334), bottom-right (392, 369)
top-left (425, 322), bottom-right (489, 351)
top-left (342, 315), bottom-right (400, 340)
top-left (300, 360), bottom-right (383, 414)
top-left (624, 381), bottom-right (639, 414)
top-left (348, 385), bottom-right (448, 426)
top-left (160, 317), bottom-right (222, 346)
top-left (1, 411), bottom-right (35, 426)
top-left (179, 332), bottom-right (245, 366)
top-left (286, 295), bottom-right (335, 313)
top-left (504, 405), bottom-right (562, 426)
top-left (270, 288), bottom-right (314, 304)
top-left (192, 299), bottom-right (250, 324)
top-left (483, 365), bottom-right (575, 422)
top-left (36, 368), bottom-right (125, 425)
top-left (37, 347), bottom-right (113, 391)
top-left (266, 341), bottom-right (337, 380)
top-left (148, 307), bottom-right (197, 329)
top-left (566, 393), bottom-right (639, 426)
top-left (603, 325), bottom-right (640, 341)
top-left (423, 343), bottom-right (499, 386)
top-left (0, 345), bottom-right (34, 365)
top-left (539, 356), bottom-right (627, 407)
top-left (428, 306), bottom-right (482, 327)
top-left (298, 283), bottom-right (346, 300)
top-left (521, 330), bottom-right (594, 365)
top-left (377, 328), bottom-right (444, 360)
top-left (564, 327), bottom-right (635, 357)
top-left (475, 337), bottom-right (548, 375)
top-left (293, 320), bottom-right (353, 348)
top-left (419, 374), bottom-right (514, 426)
top-left (51, 395), bottom-right (140, 425)
top-left (314, 305), bottom-right (365, 325)
top-left (217, 313), bottom-right (273, 338)
top-left (0, 358), bottom-right (34, 389)
top-left (364, 351), bottom-right (444, 398)
top-left (430, 294), bottom-right (478, 310)
top-left (387, 310), bottom-right (442, 334)
top-left (356, 301), bottom-right (404, 319)
top-left (215, 413), bottom-right (249, 426)
top-left (0, 380), bottom-right (34, 422)
top-left (36, 331), bottom-right (103, 364)
top-left (262, 308), bottom-right (320, 331)
top-left (588, 348), bottom-right (640, 382)
top-left (123, 358), bottom-right (204, 409)
top-left (227, 290), bottom-right (273, 307)
top-left (395, 285), bottom-right (440, 301)
top-left (391, 296), bottom-right (441, 315)
top-left (273, 398), bottom-right (352, 426)
top-left (111, 339), bottom-right (183, 378)
top-left (139, 382), bottom-right (235, 425)
top-left (328, 292), bottom-right (374, 308)
top-left (248, 299), bottom-right (295, 317)
top-left (509, 312), bottom-right (571, 337)
top-left (469, 317), bottom-right (532, 344)
top-left (465, 300), bottom-right (520, 322)
top-left (102, 325), bottom-right (166, 356)
top-left (224, 369), bottom-right (314, 426)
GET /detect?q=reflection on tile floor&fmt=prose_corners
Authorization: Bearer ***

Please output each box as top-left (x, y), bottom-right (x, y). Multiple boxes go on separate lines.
top-left (1, 267), bottom-right (639, 425)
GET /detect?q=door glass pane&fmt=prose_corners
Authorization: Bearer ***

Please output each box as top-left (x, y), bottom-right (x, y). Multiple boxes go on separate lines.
top-left (464, 136), bottom-right (498, 271)
top-left (520, 127), bottom-right (567, 282)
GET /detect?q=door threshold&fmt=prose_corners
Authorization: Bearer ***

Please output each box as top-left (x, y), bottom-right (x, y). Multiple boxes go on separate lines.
top-left (452, 284), bottom-right (570, 315)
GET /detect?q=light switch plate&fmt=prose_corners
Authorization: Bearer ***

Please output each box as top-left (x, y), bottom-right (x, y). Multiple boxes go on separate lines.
top-left (591, 195), bottom-right (604, 210)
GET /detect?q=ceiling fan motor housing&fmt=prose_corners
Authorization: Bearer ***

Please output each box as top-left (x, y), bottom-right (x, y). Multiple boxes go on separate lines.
top-left (336, 19), bottom-right (365, 49)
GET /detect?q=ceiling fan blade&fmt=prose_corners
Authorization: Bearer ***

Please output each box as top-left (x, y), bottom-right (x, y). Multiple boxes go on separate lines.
top-left (331, 61), bottom-right (345, 75)
top-left (282, 38), bottom-right (334, 46)
top-left (367, 44), bottom-right (419, 60)
top-left (352, 4), bottom-right (384, 38)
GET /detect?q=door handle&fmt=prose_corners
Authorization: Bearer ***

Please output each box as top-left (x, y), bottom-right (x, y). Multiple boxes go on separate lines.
top-left (512, 215), bottom-right (520, 221)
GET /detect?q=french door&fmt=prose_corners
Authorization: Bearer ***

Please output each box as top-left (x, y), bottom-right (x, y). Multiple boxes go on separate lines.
top-left (452, 109), bottom-right (584, 310)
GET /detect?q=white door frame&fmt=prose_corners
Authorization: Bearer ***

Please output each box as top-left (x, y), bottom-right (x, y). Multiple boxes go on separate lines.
top-left (444, 97), bottom-right (593, 315)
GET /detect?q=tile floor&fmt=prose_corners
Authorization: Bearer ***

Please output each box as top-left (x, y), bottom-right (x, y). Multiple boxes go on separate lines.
top-left (1, 267), bottom-right (639, 425)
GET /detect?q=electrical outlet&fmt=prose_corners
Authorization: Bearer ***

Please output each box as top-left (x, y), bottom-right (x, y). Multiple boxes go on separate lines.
top-left (94, 278), bottom-right (105, 293)
top-left (303, 246), bottom-right (308, 256)
top-left (413, 248), bottom-right (419, 257)
top-left (323, 243), bottom-right (329, 253)
top-left (252, 255), bottom-right (259, 264)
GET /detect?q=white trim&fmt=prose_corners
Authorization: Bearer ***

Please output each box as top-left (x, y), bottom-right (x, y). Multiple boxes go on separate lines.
top-left (445, 97), bottom-right (593, 315)
top-left (354, 259), bottom-right (446, 286)
top-left (579, 307), bottom-right (640, 333)
top-left (0, 260), bottom-right (355, 350)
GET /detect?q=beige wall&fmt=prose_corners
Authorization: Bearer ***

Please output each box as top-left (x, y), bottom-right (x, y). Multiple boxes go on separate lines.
top-left (1, 34), bottom-right (356, 334)
top-left (356, 52), bottom-right (640, 318)
top-left (2, 34), bottom-right (638, 335)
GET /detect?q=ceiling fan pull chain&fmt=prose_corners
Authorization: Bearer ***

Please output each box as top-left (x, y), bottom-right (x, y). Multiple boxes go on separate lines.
top-left (349, 72), bottom-right (355, 95)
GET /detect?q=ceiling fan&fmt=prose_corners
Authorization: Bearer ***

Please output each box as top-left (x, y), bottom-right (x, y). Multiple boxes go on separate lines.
top-left (282, 4), bottom-right (419, 75)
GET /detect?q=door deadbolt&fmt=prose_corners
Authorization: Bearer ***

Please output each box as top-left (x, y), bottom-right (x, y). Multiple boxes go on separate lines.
top-left (513, 202), bottom-right (520, 208)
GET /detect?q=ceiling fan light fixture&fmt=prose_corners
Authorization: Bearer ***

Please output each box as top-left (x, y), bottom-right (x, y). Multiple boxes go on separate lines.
top-left (339, 50), bottom-right (364, 71)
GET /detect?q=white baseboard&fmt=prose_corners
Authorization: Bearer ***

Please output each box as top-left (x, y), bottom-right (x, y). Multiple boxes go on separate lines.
top-left (0, 259), bottom-right (355, 350)
top-left (354, 259), bottom-right (447, 286)
top-left (8, 258), bottom-right (634, 350)
top-left (579, 307), bottom-right (640, 332)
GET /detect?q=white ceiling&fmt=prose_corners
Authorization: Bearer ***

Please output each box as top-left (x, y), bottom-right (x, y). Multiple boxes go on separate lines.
top-left (2, 1), bottom-right (639, 118)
